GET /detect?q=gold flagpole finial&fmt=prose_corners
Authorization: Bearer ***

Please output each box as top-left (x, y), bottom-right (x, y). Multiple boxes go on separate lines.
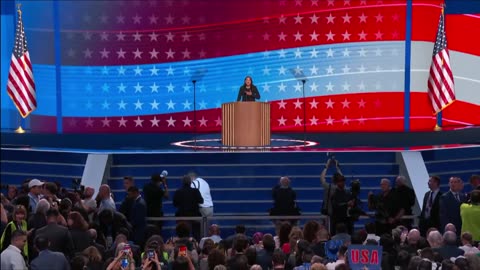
top-left (17, 3), bottom-right (22, 15)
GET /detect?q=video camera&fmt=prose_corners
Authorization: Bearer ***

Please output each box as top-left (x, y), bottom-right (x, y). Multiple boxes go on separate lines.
top-left (348, 179), bottom-right (367, 221)
top-left (72, 178), bottom-right (85, 195)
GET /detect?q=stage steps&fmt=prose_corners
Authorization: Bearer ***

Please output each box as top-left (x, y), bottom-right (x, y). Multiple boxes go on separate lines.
top-left (108, 151), bottom-right (399, 236)
top-left (0, 148), bottom-right (87, 190)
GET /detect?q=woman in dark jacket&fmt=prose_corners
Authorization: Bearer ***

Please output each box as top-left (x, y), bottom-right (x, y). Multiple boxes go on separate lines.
top-left (68, 211), bottom-right (91, 254)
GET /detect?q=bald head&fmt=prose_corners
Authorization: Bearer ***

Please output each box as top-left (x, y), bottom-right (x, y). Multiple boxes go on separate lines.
top-left (407, 229), bottom-right (420, 245)
top-left (87, 229), bottom-right (97, 240)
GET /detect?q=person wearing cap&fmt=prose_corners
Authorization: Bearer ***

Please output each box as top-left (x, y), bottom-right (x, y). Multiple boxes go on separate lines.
top-left (28, 179), bottom-right (44, 214)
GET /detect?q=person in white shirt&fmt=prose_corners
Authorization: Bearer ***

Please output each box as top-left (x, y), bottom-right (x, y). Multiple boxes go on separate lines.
top-left (363, 222), bottom-right (380, 245)
top-left (189, 172), bottom-right (214, 217)
top-left (28, 179), bottom-right (44, 213)
top-left (199, 224), bottom-right (222, 249)
top-left (459, 232), bottom-right (480, 255)
top-left (0, 230), bottom-right (28, 270)
top-left (325, 246), bottom-right (347, 270)
top-left (97, 184), bottom-right (116, 212)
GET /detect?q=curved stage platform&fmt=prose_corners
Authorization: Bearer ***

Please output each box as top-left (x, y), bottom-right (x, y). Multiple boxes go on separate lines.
top-left (1, 127), bottom-right (480, 152)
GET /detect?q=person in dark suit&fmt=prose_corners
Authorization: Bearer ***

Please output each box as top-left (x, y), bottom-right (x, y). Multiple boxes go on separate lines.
top-left (270, 177), bottom-right (301, 220)
top-left (143, 173), bottom-right (169, 230)
top-left (433, 231), bottom-right (465, 260)
top-left (419, 176), bottom-right (443, 236)
top-left (96, 209), bottom-right (132, 249)
top-left (119, 176), bottom-right (135, 219)
top-left (35, 209), bottom-right (74, 259)
top-left (127, 186), bottom-right (147, 247)
top-left (30, 236), bottom-right (70, 270)
top-left (440, 177), bottom-right (467, 235)
top-left (237, 76), bottom-right (260, 102)
top-left (173, 175), bottom-right (203, 240)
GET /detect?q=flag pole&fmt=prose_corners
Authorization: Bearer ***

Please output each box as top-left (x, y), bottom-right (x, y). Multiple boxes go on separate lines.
top-left (14, 3), bottom-right (25, 134)
top-left (434, 2), bottom-right (446, 132)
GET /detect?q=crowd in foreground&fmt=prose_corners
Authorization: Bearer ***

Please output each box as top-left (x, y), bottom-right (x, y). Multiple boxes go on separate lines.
top-left (0, 172), bottom-right (479, 270)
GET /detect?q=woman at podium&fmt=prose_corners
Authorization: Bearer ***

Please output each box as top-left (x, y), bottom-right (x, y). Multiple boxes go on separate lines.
top-left (237, 76), bottom-right (261, 102)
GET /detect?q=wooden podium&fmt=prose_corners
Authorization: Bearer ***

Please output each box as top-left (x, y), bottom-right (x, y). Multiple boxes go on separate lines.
top-left (222, 102), bottom-right (271, 147)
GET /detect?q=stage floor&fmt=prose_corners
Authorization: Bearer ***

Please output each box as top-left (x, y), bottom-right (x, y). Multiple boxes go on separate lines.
top-left (1, 127), bottom-right (480, 152)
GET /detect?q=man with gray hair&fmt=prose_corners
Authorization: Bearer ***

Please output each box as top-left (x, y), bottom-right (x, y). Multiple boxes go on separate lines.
top-left (434, 231), bottom-right (464, 260)
top-left (368, 178), bottom-right (402, 235)
top-left (270, 176), bottom-right (300, 223)
top-left (427, 230), bottom-right (443, 248)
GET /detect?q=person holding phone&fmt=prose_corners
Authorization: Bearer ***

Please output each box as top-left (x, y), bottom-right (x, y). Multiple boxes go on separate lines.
top-left (236, 76), bottom-right (260, 102)
top-left (140, 250), bottom-right (161, 270)
top-left (107, 243), bottom-right (135, 270)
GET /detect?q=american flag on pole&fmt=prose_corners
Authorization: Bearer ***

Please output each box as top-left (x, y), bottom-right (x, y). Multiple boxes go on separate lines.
top-left (7, 7), bottom-right (36, 118)
top-left (427, 9), bottom-right (455, 114)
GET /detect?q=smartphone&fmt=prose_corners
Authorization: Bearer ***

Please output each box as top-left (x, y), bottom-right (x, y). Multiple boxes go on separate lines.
top-left (179, 245), bottom-right (187, 257)
top-left (147, 250), bottom-right (155, 259)
top-left (122, 244), bottom-right (131, 256)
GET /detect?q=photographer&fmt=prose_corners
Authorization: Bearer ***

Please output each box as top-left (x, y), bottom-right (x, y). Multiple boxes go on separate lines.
top-left (320, 157), bottom-right (344, 233)
top-left (143, 172), bottom-right (169, 230)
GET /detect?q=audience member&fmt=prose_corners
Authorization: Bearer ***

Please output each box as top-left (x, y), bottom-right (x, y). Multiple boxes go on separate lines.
top-left (0, 230), bottom-right (28, 270)
top-left (311, 228), bottom-right (329, 257)
top-left (470, 174), bottom-right (480, 190)
top-left (190, 172), bottom-right (214, 217)
top-left (96, 184), bottom-right (116, 212)
top-left (200, 224), bottom-right (222, 249)
top-left (256, 234), bottom-right (275, 270)
top-left (208, 249), bottom-right (226, 270)
top-left (271, 250), bottom-right (286, 270)
top-left (224, 225), bottom-right (252, 250)
top-left (303, 220), bottom-right (320, 244)
top-left (394, 176), bottom-right (416, 228)
top-left (96, 208), bottom-right (132, 248)
top-left (35, 208), bottom-right (74, 258)
top-left (28, 179), bottom-right (44, 214)
top-left (67, 211), bottom-right (91, 254)
top-left (70, 255), bottom-right (88, 270)
top-left (330, 223), bottom-right (350, 244)
top-left (30, 236), bottom-right (70, 270)
top-left (363, 222), bottom-right (380, 245)
top-left (435, 231), bottom-right (465, 259)
top-left (459, 232), bottom-right (480, 255)
top-left (325, 245), bottom-right (347, 270)
top-left (80, 187), bottom-right (97, 222)
top-left (274, 221), bottom-right (292, 249)
top-left (82, 246), bottom-right (103, 270)
top-left (0, 205), bottom-right (29, 258)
